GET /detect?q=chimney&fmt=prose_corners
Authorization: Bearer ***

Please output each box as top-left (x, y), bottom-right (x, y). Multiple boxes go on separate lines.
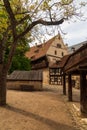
top-left (35, 43), bottom-right (37, 46)
top-left (71, 47), bottom-right (75, 52)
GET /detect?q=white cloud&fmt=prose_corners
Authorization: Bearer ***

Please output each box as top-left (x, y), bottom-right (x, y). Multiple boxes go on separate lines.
top-left (60, 19), bottom-right (87, 46)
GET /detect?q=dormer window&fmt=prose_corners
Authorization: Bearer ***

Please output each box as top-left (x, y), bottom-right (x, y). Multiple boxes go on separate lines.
top-left (61, 52), bottom-right (64, 57)
top-left (55, 50), bottom-right (57, 55)
top-left (31, 55), bottom-right (35, 59)
top-left (37, 45), bottom-right (42, 48)
top-left (57, 44), bottom-right (61, 48)
top-left (34, 49), bottom-right (39, 53)
top-left (71, 47), bottom-right (75, 52)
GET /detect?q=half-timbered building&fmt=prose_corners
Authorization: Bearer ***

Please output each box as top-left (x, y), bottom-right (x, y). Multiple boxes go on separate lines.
top-left (25, 33), bottom-right (68, 85)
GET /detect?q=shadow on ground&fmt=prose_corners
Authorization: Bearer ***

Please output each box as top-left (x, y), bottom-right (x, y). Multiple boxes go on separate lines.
top-left (3, 104), bottom-right (78, 130)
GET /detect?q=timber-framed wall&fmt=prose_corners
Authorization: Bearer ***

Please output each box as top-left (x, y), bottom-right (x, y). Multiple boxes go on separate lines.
top-left (49, 67), bottom-right (62, 85)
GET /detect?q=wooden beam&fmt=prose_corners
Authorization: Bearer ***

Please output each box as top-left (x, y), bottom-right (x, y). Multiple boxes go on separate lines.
top-left (68, 74), bottom-right (72, 101)
top-left (63, 74), bottom-right (66, 95)
top-left (80, 71), bottom-right (87, 114)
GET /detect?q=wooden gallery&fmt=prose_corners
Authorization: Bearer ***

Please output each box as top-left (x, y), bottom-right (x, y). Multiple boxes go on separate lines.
top-left (61, 43), bottom-right (87, 114)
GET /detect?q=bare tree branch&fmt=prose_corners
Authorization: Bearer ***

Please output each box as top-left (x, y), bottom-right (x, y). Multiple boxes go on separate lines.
top-left (31, 0), bottom-right (45, 17)
top-left (17, 18), bottom-right (64, 39)
top-left (48, 9), bottom-right (52, 22)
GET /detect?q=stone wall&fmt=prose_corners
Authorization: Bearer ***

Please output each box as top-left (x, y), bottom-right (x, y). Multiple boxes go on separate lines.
top-left (43, 68), bottom-right (49, 86)
top-left (46, 36), bottom-right (68, 63)
top-left (7, 80), bottom-right (42, 91)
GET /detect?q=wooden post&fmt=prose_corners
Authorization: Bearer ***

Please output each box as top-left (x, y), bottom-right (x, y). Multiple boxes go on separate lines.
top-left (68, 74), bottom-right (72, 101)
top-left (63, 74), bottom-right (66, 95)
top-left (80, 71), bottom-right (87, 114)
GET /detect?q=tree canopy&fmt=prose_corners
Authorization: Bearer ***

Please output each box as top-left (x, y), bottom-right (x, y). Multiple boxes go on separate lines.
top-left (5, 38), bottom-right (31, 73)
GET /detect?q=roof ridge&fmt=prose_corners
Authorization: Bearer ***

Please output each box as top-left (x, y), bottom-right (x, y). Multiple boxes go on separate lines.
top-left (25, 33), bottom-right (63, 61)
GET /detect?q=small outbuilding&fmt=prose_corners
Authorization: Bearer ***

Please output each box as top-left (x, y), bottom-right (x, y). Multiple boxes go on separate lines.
top-left (7, 70), bottom-right (43, 91)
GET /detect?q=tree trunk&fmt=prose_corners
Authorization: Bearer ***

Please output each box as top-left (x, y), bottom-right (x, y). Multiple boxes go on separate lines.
top-left (0, 36), bottom-right (18, 106)
top-left (0, 66), bottom-right (7, 105)
top-left (80, 72), bottom-right (87, 114)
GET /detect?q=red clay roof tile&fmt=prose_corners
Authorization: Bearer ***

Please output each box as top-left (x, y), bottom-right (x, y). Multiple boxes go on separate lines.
top-left (25, 36), bottom-right (57, 61)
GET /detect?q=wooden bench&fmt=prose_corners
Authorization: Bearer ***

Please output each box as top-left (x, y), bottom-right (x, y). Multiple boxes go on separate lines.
top-left (20, 85), bottom-right (34, 91)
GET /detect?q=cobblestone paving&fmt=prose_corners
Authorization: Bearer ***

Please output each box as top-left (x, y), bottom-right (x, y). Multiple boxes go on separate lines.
top-left (66, 101), bottom-right (87, 130)
top-left (43, 84), bottom-right (87, 130)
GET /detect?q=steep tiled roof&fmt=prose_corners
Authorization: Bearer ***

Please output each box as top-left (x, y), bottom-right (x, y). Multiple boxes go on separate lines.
top-left (59, 55), bottom-right (70, 68)
top-left (68, 41), bottom-right (87, 54)
top-left (49, 61), bottom-right (61, 68)
top-left (7, 70), bottom-right (43, 81)
top-left (49, 62), bottom-right (59, 68)
top-left (64, 43), bottom-right (87, 72)
top-left (49, 54), bottom-right (70, 68)
top-left (25, 35), bottom-right (57, 61)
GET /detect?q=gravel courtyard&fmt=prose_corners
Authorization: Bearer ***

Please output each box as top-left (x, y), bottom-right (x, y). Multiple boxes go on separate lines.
top-left (0, 85), bottom-right (80, 130)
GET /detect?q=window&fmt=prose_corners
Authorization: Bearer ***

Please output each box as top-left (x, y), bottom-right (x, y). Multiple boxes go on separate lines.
top-left (57, 44), bottom-right (61, 48)
top-left (61, 52), bottom-right (64, 56)
top-left (31, 55), bottom-right (35, 59)
top-left (55, 50), bottom-right (57, 55)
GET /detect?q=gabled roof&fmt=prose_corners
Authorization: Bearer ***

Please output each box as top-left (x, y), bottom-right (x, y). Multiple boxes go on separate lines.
top-left (49, 62), bottom-right (60, 68)
top-left (7, 70), bottom-right (43, 81)
top-left (59, 41), bottom-right (87, 70)
top-left (68, 41), bottom-right (87, 54)
top-left (59, 55), bottom-right (70, 68)
top-left (64, 42), bottom-right (87, 72)
top-left (25, 34), bottom-right (61, 61)
top-left (70, 41), bottom-right (87, 56)
top-left (49, 54), bottom-right (70, 68)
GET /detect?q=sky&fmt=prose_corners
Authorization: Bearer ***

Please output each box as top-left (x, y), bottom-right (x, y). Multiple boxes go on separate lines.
top-left (60, 19), bottom-right (87, 46)
top-left (54, 0), bottom-right (87, 46)
top-left (60, 0), bottom-right (87, 46)
top-left (35, 19), bottom-right (87, 47)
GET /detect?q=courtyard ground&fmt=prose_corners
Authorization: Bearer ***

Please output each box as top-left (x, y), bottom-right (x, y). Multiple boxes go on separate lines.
top-left (0, 85), bottom-right (83, 130)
